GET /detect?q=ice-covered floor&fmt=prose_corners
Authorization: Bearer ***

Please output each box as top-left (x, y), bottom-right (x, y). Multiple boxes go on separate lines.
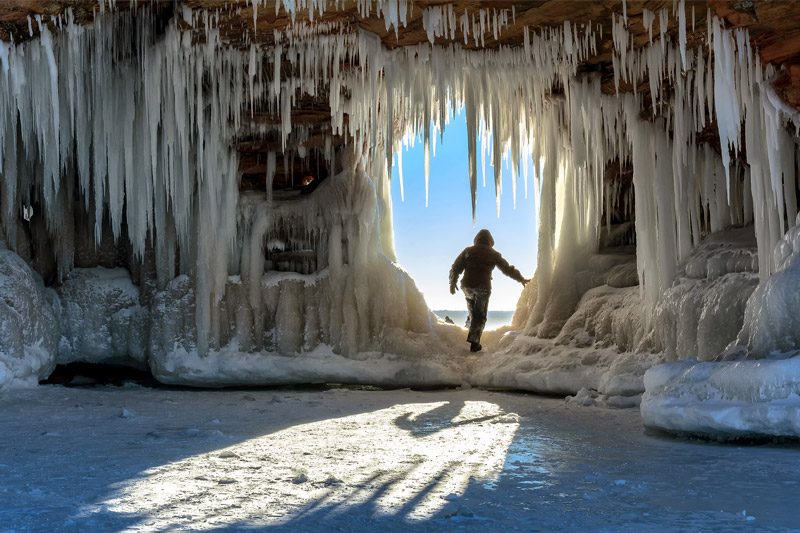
top-left (1, 386), bottom-right (799, 532)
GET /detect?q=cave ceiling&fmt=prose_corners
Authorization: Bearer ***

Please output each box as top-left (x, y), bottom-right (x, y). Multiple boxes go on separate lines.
top-left (2, 1), bottom-right (799, 192)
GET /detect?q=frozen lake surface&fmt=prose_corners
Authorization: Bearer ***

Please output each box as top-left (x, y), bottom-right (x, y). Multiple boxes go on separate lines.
top-left (433, 310), bottom-right (515, 331)
top-left (1, 385), bottom-right (799, 532)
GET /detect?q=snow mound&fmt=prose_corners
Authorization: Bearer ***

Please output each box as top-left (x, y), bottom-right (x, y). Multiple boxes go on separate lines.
top-left (0, 246), bottom-right (60, 392)
top-left (480, 252), bottom-right (654, 397)
top-left (641, 357), bottom-right (800, 438)
top-left (58, 268), bottom-right (148, 367)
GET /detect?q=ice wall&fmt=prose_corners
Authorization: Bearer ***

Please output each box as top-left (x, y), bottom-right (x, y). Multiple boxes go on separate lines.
top-left (1, 147), bottom-right (463, 389)
top-left (506, 8), bottom-right (800, 366)
top-left (0, 7), bottom-right (466, 388)
top-left (0, 9), bottom-right (242, 360)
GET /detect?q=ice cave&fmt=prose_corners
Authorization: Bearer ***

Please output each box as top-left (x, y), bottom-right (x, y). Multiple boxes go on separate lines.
top-left (3, 0), bottom-right (800, 444)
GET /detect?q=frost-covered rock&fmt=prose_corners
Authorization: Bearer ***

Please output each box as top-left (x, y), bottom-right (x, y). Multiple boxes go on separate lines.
top-left (58, 268), bottom-right (148, 367)
top-left (641, 357), bottom-right (800, 438)
top-left (149, 274), bottom-right (197, 367)
top-left (653, 227), bottom-right (759, 361)
top-left (654, 274), bottom-right (758, 361)
top-left (738, 219), bottom-right (800, 357)
top-left (0, 245), bottom-right (60, 392)
top-left (556, 285), bottom-right (646, 352)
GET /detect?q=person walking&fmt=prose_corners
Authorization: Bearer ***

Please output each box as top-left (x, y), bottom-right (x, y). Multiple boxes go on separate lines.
top-left (449, 229), bottom-right (529, 352)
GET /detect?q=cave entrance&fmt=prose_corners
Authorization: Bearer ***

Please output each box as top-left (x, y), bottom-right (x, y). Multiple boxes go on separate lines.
top-left (390, 110), bottom-right (539, 329)
top-left (41, 362), bottom-right (160, 388)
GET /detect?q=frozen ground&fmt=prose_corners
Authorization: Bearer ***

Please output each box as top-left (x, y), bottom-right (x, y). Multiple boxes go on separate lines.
top-left (2, 386), bottom-right (799, 532)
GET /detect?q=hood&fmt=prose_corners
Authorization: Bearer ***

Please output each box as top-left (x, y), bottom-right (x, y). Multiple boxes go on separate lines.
top-left (473, 229), bottom-right (494, 247)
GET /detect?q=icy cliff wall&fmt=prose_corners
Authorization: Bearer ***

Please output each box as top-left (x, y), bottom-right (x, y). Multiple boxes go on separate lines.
top-left (1, 3), bottom-right (800, 396)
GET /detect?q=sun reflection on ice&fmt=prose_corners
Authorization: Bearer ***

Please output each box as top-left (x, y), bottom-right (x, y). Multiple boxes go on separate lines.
top-left (100, 400), bottom-right (519, 530)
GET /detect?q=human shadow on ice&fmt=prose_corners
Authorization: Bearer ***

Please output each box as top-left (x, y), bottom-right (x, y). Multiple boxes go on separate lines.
top-left (393, 400), bottom-right (502, 438)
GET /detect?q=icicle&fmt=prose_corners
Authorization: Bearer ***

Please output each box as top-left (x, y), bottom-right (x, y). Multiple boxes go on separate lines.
top-left (465, 81), bottom-right (478, 222)
top-left (678, 0), bottom-right (687, 71)
top-left (397, 148), bottom-right (404, 202)
top-left (712, 16), bottom-right (741, 201)
top-left (643, 9), bottom-right (654, 43)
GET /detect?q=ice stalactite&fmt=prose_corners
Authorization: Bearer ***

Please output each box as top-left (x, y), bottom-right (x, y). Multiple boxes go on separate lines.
top-left (594, 6), bottom-right (800, 324)
top-left (0, 10), bottom-right (243, 356)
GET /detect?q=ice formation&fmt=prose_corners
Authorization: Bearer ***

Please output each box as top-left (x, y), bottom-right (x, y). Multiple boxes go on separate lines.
top-left (0, 237), bottom-right (59, 393)
top-left (57, 268), bottom-right (148, 368)
top-left (0, 1), bottom-right (799, 438)
top-left (641, 357), bottom-right (800, 438)
top-left (148, 161), bottom-right (463, 387)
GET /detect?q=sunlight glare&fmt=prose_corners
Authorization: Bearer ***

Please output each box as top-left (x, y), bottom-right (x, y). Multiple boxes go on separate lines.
top-left (98, 400), bottom-right (519, 530)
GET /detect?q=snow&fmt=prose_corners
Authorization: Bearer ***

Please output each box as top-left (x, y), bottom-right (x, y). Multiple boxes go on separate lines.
top-left (2, 385), bottom-right (800, 531)
top-left (152, 344), bottom-right (462, 389)
top-left (474, 331), bottom-right (660, 397)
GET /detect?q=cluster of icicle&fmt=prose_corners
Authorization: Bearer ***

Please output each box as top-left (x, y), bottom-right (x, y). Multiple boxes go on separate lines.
top-left (605, 0), bottom-right (800, 322)
top-left (1, 0), bottom-right (799, 353)
top-left (212, 0), bottom-right (800, 330)
top-left (247, 0), bottom-right (514, 43)
top-left (0, 9), bottom-right (247, 355)
top-left (261, 2), bottom-right (800, 328)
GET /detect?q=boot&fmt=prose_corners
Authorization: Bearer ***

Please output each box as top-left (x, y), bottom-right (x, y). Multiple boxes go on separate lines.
top-left (470, 342), bottom-right (482, 352)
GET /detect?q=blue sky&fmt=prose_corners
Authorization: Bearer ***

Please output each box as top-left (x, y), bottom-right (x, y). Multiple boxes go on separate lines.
top-left (390, 111), bottom-right (539, 311)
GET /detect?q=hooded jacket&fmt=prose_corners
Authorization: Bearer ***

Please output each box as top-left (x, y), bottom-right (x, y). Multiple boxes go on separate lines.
top-left (449, 229), bottom-right (525, 291)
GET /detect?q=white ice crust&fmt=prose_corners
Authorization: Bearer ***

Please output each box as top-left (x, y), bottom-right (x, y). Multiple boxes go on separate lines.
top-left (641, 358), bottom-right (800, 438)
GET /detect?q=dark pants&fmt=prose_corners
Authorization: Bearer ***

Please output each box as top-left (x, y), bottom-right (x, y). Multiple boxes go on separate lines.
top-left (463, 287), bottom-right (490, 344)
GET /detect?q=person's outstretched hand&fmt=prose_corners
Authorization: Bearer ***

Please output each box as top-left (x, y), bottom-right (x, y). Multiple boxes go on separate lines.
top-left (521, 278), bottom-right (530, 287)
top-left (450, 284), bottom-right (457, 294)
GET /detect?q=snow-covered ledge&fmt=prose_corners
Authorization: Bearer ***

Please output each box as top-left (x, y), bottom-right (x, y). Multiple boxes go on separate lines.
top-left (641, 358), bottom-right (800, 438)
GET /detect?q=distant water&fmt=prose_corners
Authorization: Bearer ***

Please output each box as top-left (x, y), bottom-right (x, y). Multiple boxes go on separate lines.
top-left (433, 310), bottom-right (515, 331)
